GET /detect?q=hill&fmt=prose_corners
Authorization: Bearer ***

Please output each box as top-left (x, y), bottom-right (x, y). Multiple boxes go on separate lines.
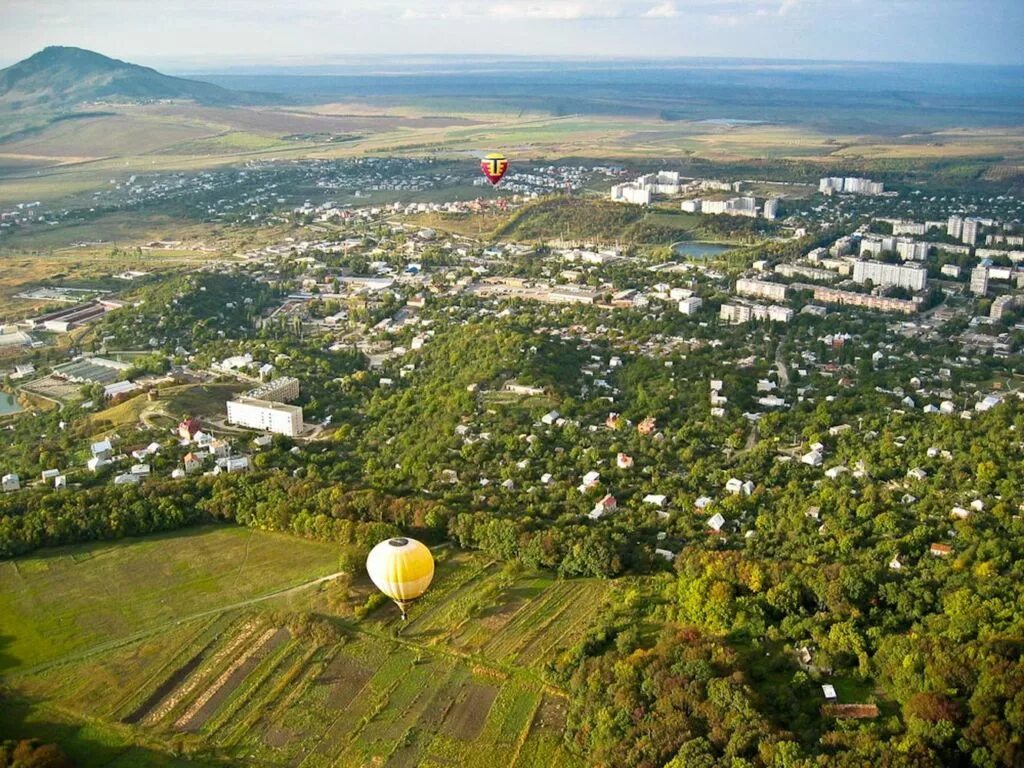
top-left (0, 46), bottom-right (268, 113)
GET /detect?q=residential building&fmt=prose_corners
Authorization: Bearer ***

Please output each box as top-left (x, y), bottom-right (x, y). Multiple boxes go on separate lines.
top-left (678, 296), bottom-right (703, 314)
top-left (736, 278), bottom-right (787, 302)
top-left (245, 376), bottom-right (300, 403)
top-left (226, 398), bottom-right (304, 437)
top-left (947, 215), bottom-right (963, 239)
top-left (970, 266), bottom-right (989, 296)
top-left (807, 286), bottom-right (918, 314)
top-left (962, 219), bottom-right (980, 246)
top-left (2, 473), bottom-right (19, 492)
top-left (852, 260), bottom-right (927, 291)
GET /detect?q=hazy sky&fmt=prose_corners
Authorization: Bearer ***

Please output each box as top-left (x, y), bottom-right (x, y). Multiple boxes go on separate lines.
top-left (1, 0), bottom-right (1022, 69)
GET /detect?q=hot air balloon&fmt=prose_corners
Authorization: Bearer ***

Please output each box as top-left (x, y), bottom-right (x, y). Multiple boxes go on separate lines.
top-left (366, 537), bottom-right (435, 620)
top-left (480, 153), bottom-right (509, 186)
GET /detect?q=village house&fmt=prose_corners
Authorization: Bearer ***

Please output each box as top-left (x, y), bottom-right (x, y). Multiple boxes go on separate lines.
top-left (2, 473), bottom-right (19, 492)
top-left (178, 417), bottom-right (201, 441)
top-left (183, 452), bottom-right (203, 474)
top-left (209, 439), bottom-right (231, 459)
top-left (588, 493), bottom-right (617, 520)
top-left (91, 439), bottom-right (113, 460)
top-left (707, 512), bottom-right (726, 533)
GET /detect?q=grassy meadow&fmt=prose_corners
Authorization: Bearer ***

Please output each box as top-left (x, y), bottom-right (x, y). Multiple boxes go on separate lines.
top-left (0, 527), bottom-right (604, 767)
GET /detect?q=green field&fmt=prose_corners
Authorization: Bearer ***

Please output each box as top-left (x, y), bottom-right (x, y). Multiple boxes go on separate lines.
top-left (0, 528), bottom-right (603, 767)
top-left (0, 526), bottom-right (342, 673)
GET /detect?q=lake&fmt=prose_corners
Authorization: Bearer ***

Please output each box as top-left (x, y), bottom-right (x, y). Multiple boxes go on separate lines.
top-left (673, 242), bottom-right (734, 259)
top-left (0, 393), bottom-right (22, 415)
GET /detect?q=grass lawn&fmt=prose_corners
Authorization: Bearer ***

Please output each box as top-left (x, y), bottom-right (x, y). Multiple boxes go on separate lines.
top-left (0, 525), bottom-right (341, 674)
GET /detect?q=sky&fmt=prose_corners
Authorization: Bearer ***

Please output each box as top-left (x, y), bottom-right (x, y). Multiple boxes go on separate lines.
top-left (1, 0), bottom-right (1022, 69)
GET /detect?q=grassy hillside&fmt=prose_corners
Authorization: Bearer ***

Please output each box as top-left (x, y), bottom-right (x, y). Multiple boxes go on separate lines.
top-left (0, 47), bottom-right (259, 114)
top-left (491, 196), bottom-right (772, 245)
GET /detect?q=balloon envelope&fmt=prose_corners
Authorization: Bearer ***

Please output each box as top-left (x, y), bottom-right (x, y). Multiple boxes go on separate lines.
top-left (480, 153), bottom-right (509, 186)
top-left (366, 537), bottom-right (435, 608)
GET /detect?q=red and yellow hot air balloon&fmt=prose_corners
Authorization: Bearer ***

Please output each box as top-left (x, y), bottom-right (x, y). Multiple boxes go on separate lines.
top-left (480, 153), bottom-right (509, 186)
top-left (366, 537), bottom-right (435, 620)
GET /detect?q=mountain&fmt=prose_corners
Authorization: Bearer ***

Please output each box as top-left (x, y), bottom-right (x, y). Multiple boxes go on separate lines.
top-left (0, 46), bottom-right (269, 112)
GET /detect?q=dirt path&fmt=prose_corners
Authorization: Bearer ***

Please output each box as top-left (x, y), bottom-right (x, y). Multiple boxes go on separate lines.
top-left (4, 570), bottom-right (346, 680)
top-left (775, 344), bottom-right (790, 388)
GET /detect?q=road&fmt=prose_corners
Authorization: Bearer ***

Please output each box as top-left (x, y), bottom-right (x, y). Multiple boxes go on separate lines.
top-left (775, 344), bottom-right (791, 388)
top-left (4, 570), bottom-right (346, 680)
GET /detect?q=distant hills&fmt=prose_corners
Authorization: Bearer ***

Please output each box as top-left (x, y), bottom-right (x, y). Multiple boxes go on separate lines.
top-left (0, 46), bottom-right (271, 112)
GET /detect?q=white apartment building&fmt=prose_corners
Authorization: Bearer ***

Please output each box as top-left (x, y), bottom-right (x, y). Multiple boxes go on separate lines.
top-left (852, 260), bottom-right (928, 292)
top-left (947, 215), bottom-right (963, 239)
top-left (896, 240), bottom-right (930, 261)
top-left (678, 297), bottom-right (703, 315)
top-left (970, 266), bottom-right (989, 296)
top-left (245, 376), bottom-right (300, 403)
top-left (736, 278), bottom-right (788, 302)
top-left (227, 397), bottom-right (304, 437)
top-left (962, 219), bottom-right (980, 246)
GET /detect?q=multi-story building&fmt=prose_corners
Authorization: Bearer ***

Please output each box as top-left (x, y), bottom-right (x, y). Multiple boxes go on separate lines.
top-left (720, 303), bottom-right (751, 324)
top-left (947, 215), bottom-right (964, 239)
top-left (774, 263), bottom-right (836, 282)
top-left (895, 240), bottom-right (930, 261)
top-left (763, 198), bottom-right (779, 220)
top-left (736, 278), bottom-right (788, 302)
top-left (245, 376), bottom-right (300, 403)
top-left (962, 219), bottom-right (980, 246)
top-left (807, 286), bottom-right (919, 314)
top-left (852, 260), bottom-right (928, 292)
top-left (678, 297), bottom-right (703, 315)
top-left (970, 265), bottom-right (990, 296)
top-left (226, 398), bottom-right (304, 437)
top-left (820, 177), bottom-right (883, 195)
top-left (720, 303), bottom-right (793, 324)
top-left (610, 183), bottom-right (651, 205)
top-left (892, 221), bottom-right (927, 236)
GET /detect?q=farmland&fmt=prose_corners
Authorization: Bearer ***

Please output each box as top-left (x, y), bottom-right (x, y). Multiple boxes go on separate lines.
top-left (0, 527), bottom-right (607, 767)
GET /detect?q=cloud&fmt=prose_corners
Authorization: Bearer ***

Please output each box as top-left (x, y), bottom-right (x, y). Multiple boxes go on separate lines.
top-left (397, 1), bottom-right (690, 22)
top-left (487, 3), bottom-right (621, 20)
top-left (643, 2), bottom-right (679, 18)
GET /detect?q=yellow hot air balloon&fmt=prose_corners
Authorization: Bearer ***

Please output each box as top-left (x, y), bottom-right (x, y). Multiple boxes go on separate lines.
top-left (366, 537), bottom-right (435, 620)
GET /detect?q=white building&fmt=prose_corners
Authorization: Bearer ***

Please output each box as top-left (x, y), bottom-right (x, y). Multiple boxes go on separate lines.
top-left (970, 266), bottom-right (989, 296)
top-left (736, 278), bottom-right (787, 302)
top-left (226, 397), bottom-right (304, 437)
top-left (962, 219), bottom-right (980, 246)
top-left (678, 297), bottom-right (703, 315)
top-left (245, 376), bottom-right (300, 403)
top-left (610, 182), bottom-right (652, 205)
top-left (947, 216), bottom-right (963, 239)
top-left (895, 240), bottom-right (930, 261)
top-left (2, 473), bottom-right (19, 492)
top-left (852, 260), bottom-right (927, 292)
top-left (763, 198), bottom-right (779, 220)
